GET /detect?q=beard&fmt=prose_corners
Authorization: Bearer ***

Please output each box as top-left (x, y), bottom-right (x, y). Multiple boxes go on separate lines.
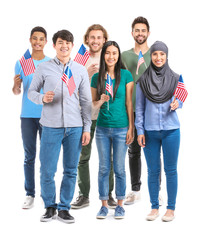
top-left (134, 35), bottom-right (148, 45)
top-left (89, 44), bottom-right (102, 54)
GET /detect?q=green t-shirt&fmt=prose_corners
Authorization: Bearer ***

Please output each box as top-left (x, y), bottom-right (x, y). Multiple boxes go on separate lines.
top-left (122, 49), bottom-right (151, 110)
top-left (91, 69), bottom-right (133, 128)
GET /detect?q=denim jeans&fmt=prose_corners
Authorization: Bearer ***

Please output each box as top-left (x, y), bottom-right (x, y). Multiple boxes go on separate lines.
top-left (96, 126), bottom-right (128, 200)
top-left (40, 126), bottom-right (82, 211)
top-left (78, 120), bottom-right (114, 198)
top-left (21, 118), bottom-right (42, 197)
top-left (143, 129), bottom-right (180, 210)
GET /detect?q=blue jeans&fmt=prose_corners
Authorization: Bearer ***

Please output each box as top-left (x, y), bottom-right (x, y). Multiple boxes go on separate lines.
top-left (40, 126), bottom-right (83, 211)
top-left (143, 129), bottom-right (180, 210)
top-left (21, 118), bottom-right (42, 197)
top-left (96, 126), bottom-right (128, 200)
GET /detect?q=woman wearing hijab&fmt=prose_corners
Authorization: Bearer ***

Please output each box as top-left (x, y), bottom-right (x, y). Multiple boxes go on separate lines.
top-left (91, 41), bottom-right (134, 219)
top-left (135, 41), bottom-right (184, 222)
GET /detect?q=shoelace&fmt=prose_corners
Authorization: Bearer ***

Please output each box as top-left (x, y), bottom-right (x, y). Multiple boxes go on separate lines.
top-left (76, 195), bottom-right (84, 201)
top-left (115, 206), bottom-right (124, 214)
top-left (100, 207), bottom-right (108, 214)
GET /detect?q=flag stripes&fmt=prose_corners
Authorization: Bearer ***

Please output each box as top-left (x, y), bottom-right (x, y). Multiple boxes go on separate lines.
top-left (61, 66), bottom-right (76, 96)
top-left (174, 75), bottom-right (188, 102)
top-left (74, 44), bottom-right (90, 66)
top-left (19, 49), bottom-right (35, 76)
top-left (136, 50), bottom-right (145, 75)
top-left (106, 74), bottom-right (113, 98)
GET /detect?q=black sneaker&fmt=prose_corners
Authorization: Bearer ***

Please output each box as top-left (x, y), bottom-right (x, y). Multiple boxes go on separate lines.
top-left (57, 210), bottom-right (75, 224)
top-left (71, 195), bottom-right (90, 209)
top-left (108, 194), bottom-right (117, 209)
top-left (40, 207), bottom-right (57, 222)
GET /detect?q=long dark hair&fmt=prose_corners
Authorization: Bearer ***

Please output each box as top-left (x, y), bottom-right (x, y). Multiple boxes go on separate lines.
top-left (97, 41), bottom-right (125, 100)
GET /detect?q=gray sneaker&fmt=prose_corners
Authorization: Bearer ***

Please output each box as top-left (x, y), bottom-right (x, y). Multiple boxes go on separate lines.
top-left (71, 195), bottom-right (89, 209)
top-left (108, 194), bottom-right (117, 209)
top-left (124, 191), bottom-right (141, 205)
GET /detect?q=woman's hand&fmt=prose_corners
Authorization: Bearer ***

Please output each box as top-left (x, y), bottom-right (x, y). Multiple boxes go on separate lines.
top-left (126, 128), bottom-right (134, 145)
top-left (137, 134), bottom-right (145, 148)
top-left (170, 97), bottom-right (179, 111)
top-left (91, 87), bottom-right (110, 109)
top-left (100, 93), bottom-right (110, 103)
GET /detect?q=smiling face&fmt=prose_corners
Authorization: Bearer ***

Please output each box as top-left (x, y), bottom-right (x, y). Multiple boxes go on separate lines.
top-left (86, 30), bottom-right (105, 54)
top-left (53, 38), bottom-right (74, 60)
top-left (104, 45), bottom-right (119, 69)
top-left (30, 31), bottom-right (47, 51)
top-left (132, 23), bottom-right (150, 45)
top-left (151, 51), bottom-right (167, 67)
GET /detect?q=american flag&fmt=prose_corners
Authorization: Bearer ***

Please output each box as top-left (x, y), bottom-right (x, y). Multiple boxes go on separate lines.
top-left (74, 44), bottom-right (90, 66)
top-left (19, 49), bottom-right (35, 76)
top-left (136, 50), bottom-right (145, 75)
top-left (61, 66), bottom-right (76, 96)
top-left (106, 74), bottom-right (113, 98)
top-left (174, 75), bottom-right (188, 102)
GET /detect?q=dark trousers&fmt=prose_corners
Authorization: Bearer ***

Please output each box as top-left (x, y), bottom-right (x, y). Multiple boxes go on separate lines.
top-left (21, 118), bottom-right (42, 197)
top-left (128, 113), bottom-right (141, 191)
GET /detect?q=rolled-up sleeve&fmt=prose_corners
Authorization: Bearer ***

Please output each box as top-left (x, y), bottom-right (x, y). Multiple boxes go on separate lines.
top-left (135, 83), bottom-right (145, 135)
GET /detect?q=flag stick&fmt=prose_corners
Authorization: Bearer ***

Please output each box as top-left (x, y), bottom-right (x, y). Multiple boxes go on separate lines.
top-left (52, 70), bottom-right (63, 93)
top-left (106, 91), bottom-right (109, 111)
top-left (53, 81), bottom-right (60, 93)
top-left (19, 67), bottom-right (22, 75)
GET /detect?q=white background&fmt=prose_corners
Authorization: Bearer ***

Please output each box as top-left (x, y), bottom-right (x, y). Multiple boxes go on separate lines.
top-left (1, 0), bottom-right (204, 239)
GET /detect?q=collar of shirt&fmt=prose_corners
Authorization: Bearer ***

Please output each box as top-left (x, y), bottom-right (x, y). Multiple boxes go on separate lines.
top-left (54, 56), bottom-right (71, 69)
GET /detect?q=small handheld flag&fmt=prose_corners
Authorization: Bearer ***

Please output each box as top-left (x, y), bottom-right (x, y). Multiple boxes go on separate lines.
top-left (136, 50), bottom-right (146, 75)
top-left (19, 49), bottom-right (35, 76)
top-left (174, 75), bottom-right (188, 102)
top-left (74, 44), bottom-right (90, 66)
top-left (61, 66), bottom-right (76, 96)
top-left (106, 74), bottom-right (113, 98)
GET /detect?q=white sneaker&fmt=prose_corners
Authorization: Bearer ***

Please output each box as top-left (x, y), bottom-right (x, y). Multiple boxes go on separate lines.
top-left (22, 196), bottom-right (34, 209)
top-left (124, 191), bottom-right (141, 205)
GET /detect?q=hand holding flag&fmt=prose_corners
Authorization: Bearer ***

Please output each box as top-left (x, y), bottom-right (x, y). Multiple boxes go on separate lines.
top-left (174, 75), bottom-right (188, 103)
top-left (61, 66), bottom-right (76, 96)
top-left (170, 75), bottom-right (188, 111)
top-left (43, 91), bottom-right (55, 103)
top-left (74, 44), bottom-right (90, 66)
top-left (19, 49), bottom-right (35, 76)
top-left (106, 74), bottom-right (113, 98)
top-left (105, 74), bottom-right (113, 110)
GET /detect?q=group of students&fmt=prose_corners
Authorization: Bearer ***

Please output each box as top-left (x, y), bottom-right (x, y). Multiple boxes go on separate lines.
top-left (12, 16), bottom-right (184, 224)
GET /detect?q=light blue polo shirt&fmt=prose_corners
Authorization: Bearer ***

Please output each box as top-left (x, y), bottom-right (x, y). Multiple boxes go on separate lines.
top-left (15, 56), bottom-right (50, 118)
